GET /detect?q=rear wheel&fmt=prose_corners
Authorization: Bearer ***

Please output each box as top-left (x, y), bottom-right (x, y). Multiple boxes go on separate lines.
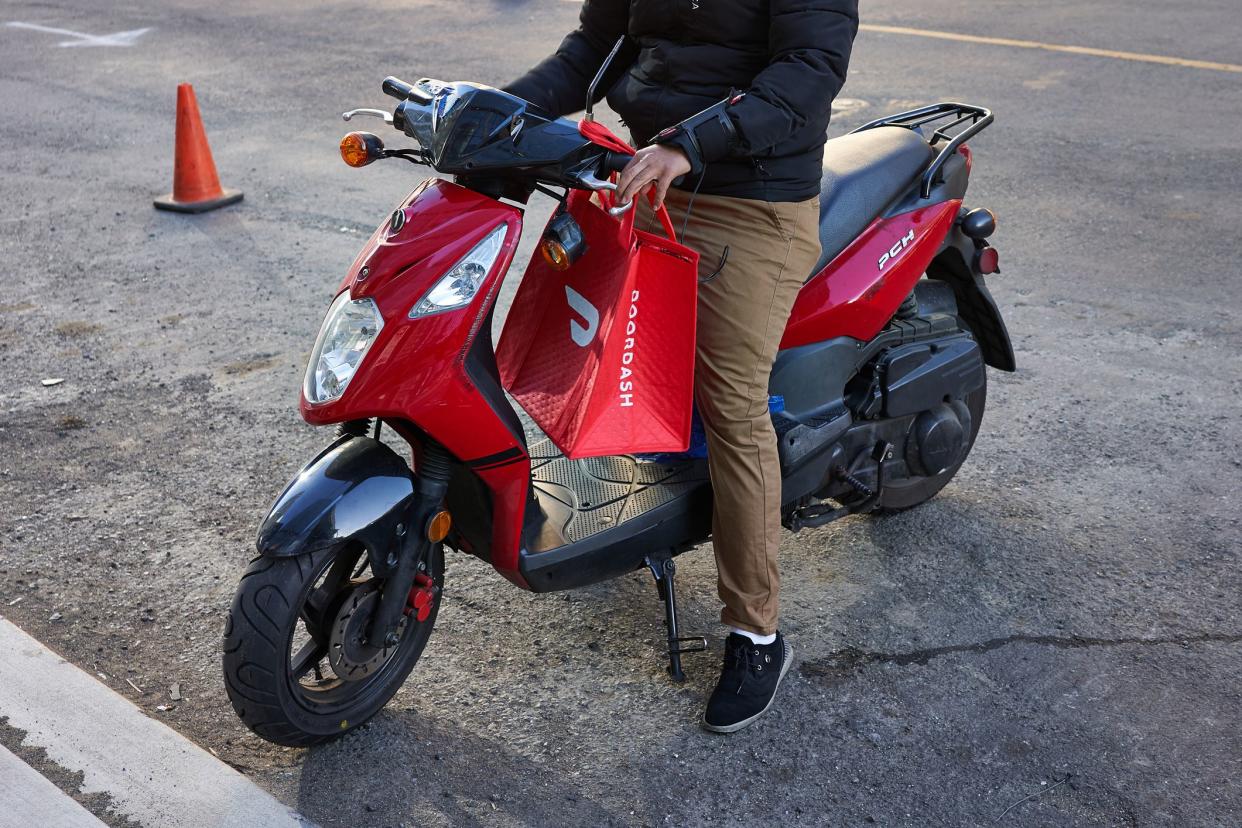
top-left (837, 373), bottom-right (987, 514)
top-left (222, 543), bottom-right (442, 747)
top-left (876, 374), bottom-right (985, 511)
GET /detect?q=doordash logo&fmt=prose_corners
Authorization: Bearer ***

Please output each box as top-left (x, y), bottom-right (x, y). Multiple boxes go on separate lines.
top-left (878, 228), bottom-right (916, 271)
top-left (565, 285), bottom-right (599, 347)
top-left (619, 290), bottom-right (640, 407)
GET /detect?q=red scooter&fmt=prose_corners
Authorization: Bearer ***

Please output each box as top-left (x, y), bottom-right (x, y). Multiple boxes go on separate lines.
top-left (222, 76), bottom-right (1014, 746)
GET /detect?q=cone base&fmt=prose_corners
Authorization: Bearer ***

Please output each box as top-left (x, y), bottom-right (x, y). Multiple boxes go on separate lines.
top-left (154, 188), bottom-right (243, 214)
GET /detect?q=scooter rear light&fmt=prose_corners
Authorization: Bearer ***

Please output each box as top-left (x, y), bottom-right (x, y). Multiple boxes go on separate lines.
top-left (976, 246), bottom-right (1000, 275)
top-left (958, 143), bottom-right (973, 174)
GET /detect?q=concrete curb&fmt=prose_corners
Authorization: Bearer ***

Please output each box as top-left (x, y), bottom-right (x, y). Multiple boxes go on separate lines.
top-left (0, 616), bottom-right (312, 827)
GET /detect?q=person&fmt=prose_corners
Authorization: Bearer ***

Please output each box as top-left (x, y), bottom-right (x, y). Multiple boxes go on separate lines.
top-left (505, 0), bottom-right (858, 732)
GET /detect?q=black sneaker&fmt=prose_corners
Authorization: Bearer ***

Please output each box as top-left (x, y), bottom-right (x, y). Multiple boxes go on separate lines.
top-left (702, 632), bottom-right (792, 733)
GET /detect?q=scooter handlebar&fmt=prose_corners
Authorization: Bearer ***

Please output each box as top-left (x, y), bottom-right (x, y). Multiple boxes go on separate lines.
top-left (382, 76), bottom-right (414, 100)
top-left (598, 150), bottom-right (688, 186)
top-left (601, 151), bottom-right (633, 174)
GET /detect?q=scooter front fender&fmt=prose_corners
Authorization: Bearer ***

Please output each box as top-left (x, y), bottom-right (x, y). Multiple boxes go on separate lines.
top-left (256, 436), bottom-right (415, 566)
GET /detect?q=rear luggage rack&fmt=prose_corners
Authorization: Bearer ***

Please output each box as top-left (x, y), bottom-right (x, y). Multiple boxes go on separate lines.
top-left (850, 103), bottom-right (994, 198)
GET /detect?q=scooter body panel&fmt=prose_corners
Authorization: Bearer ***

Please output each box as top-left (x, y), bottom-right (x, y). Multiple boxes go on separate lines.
top-left (781, 199), bottom-right (961, 349)
top-left (299, 177), bottom-right (534, 585)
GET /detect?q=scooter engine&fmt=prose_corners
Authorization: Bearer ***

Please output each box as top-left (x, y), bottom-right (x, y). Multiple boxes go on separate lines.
top-left (904, 399), bottom-right (973, 477)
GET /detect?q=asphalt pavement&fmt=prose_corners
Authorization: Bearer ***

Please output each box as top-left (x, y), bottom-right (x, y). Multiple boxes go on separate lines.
top-left (0, 1), bottom-right (1239, 826)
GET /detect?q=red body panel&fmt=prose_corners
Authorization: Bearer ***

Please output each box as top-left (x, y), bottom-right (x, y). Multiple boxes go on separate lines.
top-left (300, 178), bottom-right (532, 584)
top-left (780, 200), bottom-right (961, 349)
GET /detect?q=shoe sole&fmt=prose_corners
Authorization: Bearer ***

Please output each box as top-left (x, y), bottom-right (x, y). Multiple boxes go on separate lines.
top-left (701, 638), bottom-right (793, 734)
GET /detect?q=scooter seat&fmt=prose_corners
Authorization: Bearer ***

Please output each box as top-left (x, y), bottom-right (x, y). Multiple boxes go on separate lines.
top-left (811, 126), bottom-right (936, 276)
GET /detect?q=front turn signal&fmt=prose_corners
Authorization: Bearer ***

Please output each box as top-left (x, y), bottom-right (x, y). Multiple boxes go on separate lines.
top-left (340, 131), bottom-right (385, 167)
top-left (539, 212), bottom-right (587, 271)
top-left (540, 238), bottom-right (572, 271)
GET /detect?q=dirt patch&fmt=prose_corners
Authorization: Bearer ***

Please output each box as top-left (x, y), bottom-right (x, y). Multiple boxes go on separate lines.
top-left (54, 320), bottom-right (104, 338)
top-left (221, 354), bottom-right (281, 376)
top-left (0, 717), bottom-right (143, 828)
top-left (56, 415), bottom-right (88, 432)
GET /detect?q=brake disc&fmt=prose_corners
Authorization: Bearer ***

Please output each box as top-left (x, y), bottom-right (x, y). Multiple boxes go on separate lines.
top-left (327, 581), bottom-right (404, 682)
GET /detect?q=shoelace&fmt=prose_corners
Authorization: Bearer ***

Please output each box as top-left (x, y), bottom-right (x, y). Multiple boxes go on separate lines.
top-left (726, 643), bottom-right (769, 695)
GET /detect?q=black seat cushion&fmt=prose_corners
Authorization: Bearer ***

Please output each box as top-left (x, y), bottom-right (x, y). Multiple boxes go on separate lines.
top-left (811, 127), bottom-right (936, 276)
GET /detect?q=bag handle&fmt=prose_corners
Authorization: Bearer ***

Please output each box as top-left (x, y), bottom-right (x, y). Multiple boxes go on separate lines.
top-left (578, 120), bottom-right (679, 243)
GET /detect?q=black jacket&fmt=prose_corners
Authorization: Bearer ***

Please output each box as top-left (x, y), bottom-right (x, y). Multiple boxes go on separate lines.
top-left (504, 0), bottom-right (858, 202)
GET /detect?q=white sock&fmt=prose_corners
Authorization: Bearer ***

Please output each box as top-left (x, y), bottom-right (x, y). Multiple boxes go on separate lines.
top-left (729, 627), bottom-right (776, 646)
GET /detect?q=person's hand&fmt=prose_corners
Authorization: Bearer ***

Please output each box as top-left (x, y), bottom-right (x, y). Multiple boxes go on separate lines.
top-left (615, 144), bottom-right (692, 210)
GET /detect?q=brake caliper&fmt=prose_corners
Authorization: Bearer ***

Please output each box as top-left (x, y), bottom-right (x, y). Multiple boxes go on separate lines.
top-left (404, 572), bottom-right (436, 622)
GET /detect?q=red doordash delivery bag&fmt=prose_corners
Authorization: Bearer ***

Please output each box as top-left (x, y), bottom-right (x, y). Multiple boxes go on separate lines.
top-left (496, 188), bottom-right (699, 459)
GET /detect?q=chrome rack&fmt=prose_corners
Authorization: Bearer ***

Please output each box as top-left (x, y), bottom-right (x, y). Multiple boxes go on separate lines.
top-left (850, 102), bottom-right (994, 198)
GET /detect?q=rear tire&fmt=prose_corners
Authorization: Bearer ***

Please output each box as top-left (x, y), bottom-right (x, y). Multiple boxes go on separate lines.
top-left (874, 373), bottom-right (986, 513)
top-left (222, 544), bottom-right (442, 747)
top-left (833, 373), bottom-right (987, 515)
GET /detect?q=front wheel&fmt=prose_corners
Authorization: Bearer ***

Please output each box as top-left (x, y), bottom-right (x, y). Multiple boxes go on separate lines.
top-left (222, 543), bottom-right (443, 747)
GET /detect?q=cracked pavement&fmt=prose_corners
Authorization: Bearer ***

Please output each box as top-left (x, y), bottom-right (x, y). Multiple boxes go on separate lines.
top-left (1, 0), bottom-right (1239, 825)
top-left (802, 633), bottom-right (1242, 673)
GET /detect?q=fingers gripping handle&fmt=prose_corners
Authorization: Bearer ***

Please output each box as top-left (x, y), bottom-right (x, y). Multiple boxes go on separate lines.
top-left (582, 166), bottom-right (679, 240)
top-left (579, 119), bottom-right (679, 239)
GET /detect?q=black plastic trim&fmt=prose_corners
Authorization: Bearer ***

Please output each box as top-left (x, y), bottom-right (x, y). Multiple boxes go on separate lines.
top-left (927, 231), bottom-right (1016, 372)
top-left (518, 484), bottom-right (712, 592)
top-left (256, 436), bottom-right (415, 575)
top-left (462, 304), bottom-right (527, 448)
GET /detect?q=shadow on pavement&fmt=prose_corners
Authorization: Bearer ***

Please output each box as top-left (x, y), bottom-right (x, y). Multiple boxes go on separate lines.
top-left (295, 709), bottom-right (619, 827)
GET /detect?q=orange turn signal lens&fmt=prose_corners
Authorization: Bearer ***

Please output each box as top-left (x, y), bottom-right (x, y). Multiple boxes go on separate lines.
top-left (540, 238), bottom-right (571, 271)
top-left (426, 510), bottom-right (452, 543)
top-left (340, 131), bottom-right (383, 168)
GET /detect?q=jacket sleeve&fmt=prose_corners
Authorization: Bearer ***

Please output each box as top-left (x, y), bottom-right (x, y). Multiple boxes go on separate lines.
top-left (501, 0), bottom-right (636, 119)
top-left (654, 0), bottom-right (858, 170)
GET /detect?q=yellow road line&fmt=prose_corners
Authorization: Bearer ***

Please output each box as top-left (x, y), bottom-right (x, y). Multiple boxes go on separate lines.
top-left (859, 23), bottom-right (1242, 74)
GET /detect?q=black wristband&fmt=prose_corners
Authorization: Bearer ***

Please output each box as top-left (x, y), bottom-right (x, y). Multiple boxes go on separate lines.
top-left (655, 127), bottom-right (705, 177)
top-left (652, 95), bottom-right (744, 174)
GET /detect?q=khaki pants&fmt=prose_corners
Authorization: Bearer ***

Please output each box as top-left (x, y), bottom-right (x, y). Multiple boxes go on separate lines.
top-left (641, 188), bottom-right (822, 635)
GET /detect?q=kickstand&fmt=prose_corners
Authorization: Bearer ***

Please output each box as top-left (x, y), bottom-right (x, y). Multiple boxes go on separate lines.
top-left (645, 553), bottom-right (707, 682)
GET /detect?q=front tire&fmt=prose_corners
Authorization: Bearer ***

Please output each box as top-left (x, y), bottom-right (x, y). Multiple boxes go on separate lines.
top-left (222, 544), bottom-right (442, 747)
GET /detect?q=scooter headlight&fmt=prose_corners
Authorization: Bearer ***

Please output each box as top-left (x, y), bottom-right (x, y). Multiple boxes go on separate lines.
top-left (409, 224), bottom-right (506, 318)
top-left (303, 291), bottom-right (385, 404)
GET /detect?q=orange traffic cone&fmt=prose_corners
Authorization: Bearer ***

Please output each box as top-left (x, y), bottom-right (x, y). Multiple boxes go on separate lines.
top-left (154, 83), bottom-right (243, 213)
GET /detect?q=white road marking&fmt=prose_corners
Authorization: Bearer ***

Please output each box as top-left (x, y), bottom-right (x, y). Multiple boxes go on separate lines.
top-left (0, 617), bottom-right (313, 828)
top-left (859, 23), bottom-right (1242, 74)
top-left (5, 21), bottom-right (152, 47)
top-left (0, 745), bottom-right (105, 828)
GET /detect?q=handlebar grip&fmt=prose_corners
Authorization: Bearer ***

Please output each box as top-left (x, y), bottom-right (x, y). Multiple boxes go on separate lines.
top-left (382, 76), bottom-right (414, 100)
top-left (602, 151), bottom-right (633, 174)
top-left (600, 151), bottom-right (687, 187)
